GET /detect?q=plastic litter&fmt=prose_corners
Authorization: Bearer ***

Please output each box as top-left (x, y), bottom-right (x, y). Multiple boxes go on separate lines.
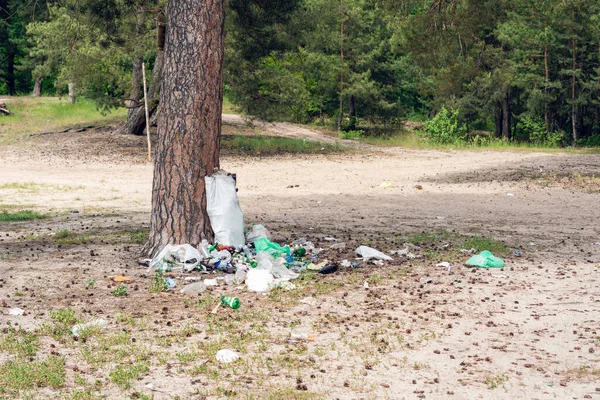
top-left (319, 264), bottom-right (338, 274)
top-left (149, 244), bottom-right (202, 272)
top-left (289, 329), bottom-right (313, 342)
top-left (340, 259), bottom-right (351, 268)
top-left (203, 278), bottom-right (218, 286)
top-left (379, 182), bottom-right (393, 189)
top-left (112, 275), bottom-right (131, 282)
top-left (356, 246), bottom-right (393, 261)
top-left (221, 296), bottom-right (241, 309)
top-left (180, 282), bottom-right (206, 295)
top-left (245, 269), bottom-right (274, 293)
top-left (8, 308), bottom-right (24, 316)
top-left (246, 224), bottom-right (271, 243)
top-left (436, 261), bottom-right (452, 272)
top-left (465, 250), bottom-right (505, 268)
top-left (216, 349), bottom-right (240, 363)
top-left (253, 237), bottom-right (290, 258)
top-left (70, 319), bottom-right (107, 337)
top-left (164, 278), bottom-right (176, 288)
top-left (330, 242), bottom-right (346, 249)
top-left (205, 170), bottom-right (245, 248)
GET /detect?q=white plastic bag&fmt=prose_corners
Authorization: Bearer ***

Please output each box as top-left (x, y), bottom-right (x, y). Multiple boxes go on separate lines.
top-left (205, 170), bottom-right (245, 248)
top-left (246, 224), bottom-right (271, 243)
top-left (356, 245), bottom-right (393, 261)
top-left (149, 244), bottom-right (202, 272)
top-left (245, 269), bottom-right (274, 293)
top-left (216, 349), bottom-right (240, 363)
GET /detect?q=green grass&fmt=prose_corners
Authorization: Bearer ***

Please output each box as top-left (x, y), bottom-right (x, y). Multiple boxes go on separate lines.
top-left (463, 235), bottom-right (509, 255)
top-left (221, 135), bottom-right (345, 156)
top-left (0, 96), bottom-right (127, 145)
top-left (359, 129), bottom-right (600, 153)
top-left (109, 362), bottom-right (149, 389)
top-left (0, 356), bottom-right (65, 392)
top-left (0, 209), bottom-right (46, 222)
top-left (0, 327), bottom-right (40, 357)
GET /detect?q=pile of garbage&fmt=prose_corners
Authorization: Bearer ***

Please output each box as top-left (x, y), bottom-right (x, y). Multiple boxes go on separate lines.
top-left (147, 224), bottom-right (395, 294)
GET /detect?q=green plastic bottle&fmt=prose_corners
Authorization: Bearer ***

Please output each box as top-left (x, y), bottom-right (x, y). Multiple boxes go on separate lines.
top-left (221, 296), bottom-right (241, 309)
top-left (293, 247), bottom-right (307, 257)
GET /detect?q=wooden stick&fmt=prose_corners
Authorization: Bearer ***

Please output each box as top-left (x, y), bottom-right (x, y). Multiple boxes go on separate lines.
top-left (142, 63), bottom-right (152, 162)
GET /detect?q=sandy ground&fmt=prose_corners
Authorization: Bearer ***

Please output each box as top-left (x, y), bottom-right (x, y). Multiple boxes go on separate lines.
top-left (0, 123), bottom-right (599, 399)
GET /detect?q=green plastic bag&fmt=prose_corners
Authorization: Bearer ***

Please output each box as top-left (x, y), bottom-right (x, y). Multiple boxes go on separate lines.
top-left (465, 250), bottom-right (504, 268)
top-left (253, 237), bottom-right (290, 258)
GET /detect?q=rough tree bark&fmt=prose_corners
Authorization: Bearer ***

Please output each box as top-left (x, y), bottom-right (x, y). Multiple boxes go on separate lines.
top-left (142, 0), bottom-right (225, 257)
top-left (33, 77), bottom-right (42, 97)
top-left (502, 90), bottom-right (511, 139)
top-left (128, 57), bottom-right (143, 115)
top-left (117, 51), bottom-right (164, 135)
top-left (68, 82), bottom-right (76, 104)
top-left (494, 101), bottom-right (502, 138)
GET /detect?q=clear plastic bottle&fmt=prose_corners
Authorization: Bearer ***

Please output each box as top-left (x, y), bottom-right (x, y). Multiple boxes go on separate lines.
top-left (180, 282), bottom-right (206, 295)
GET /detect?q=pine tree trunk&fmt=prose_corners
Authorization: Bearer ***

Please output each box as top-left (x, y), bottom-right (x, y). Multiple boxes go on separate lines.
top-left (494, 101), bottom-right (503, 138)
top-left (571, 36), bottom-right (577, 143)
top-left (118, 51), bottom-right (164, 136)
top-left (68, 82), bottom-right (76, 104)
top-left (128, 57), bottom-right (143, 117)
top-left (502, 91), bottom-right (511, 139)
top-left (143, 0), bottom-right (225, 257)
top-left (544, 46), bottom-right (549, 132)
top-left (32, 77), bottom-right (42, 97)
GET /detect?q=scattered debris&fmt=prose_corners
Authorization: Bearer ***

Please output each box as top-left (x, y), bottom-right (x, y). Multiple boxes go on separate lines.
top-left (69, 319), bottom-right (107, 337)
top-left (8, 308), bottom-right (24, 316)
top-left (465, 250), bottom-right (505, 268)
top-left (379, 181), bottom-right (393, 189)
top-left (356, 246), bottom-right (393, 262)
top-left (111, 275), bottom-right (132, 282)
top-left (216, 349), bottom-right (240, 363)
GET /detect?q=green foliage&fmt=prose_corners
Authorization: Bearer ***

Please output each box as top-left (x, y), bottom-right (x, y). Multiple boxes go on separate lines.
top-left (221, 135), bottom-right (344, 155)
top-left (0, 356), bottom-right (65, 391)
top-left (150, 271), bottom-right (169, 293)
top-left (0, 327), bottom-right (40, 357)
top-left (0, 210), bottom-right (46, 222)
top-left (340, 130), bottom-right (363, 140)
top-left (109, 362), bottom-right (149, 389)
top-left (421, 107), bottom-right (466, 144)
top-left (578, 135), bottom-right (600, 147)
top-left (111, 284), bottom-right (129, 297)
top-left (515, 115), bottom-right (564, 146)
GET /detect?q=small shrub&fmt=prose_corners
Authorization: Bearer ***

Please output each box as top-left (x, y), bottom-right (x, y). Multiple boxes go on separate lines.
top-left (150, 271), bottom-right (169, 293)
top-left (111, 284), bottom-right (128, 297)
top-left (422, 107), bottom-right (467, 144)
top-left (516, 115), bottom-right (563, 146)
top-left (340, 129), bottom-right (364, 140)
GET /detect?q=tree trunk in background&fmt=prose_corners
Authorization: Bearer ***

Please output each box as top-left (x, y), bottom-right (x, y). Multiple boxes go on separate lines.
top-left (142, 0), bottom-right (225, 257)
top-left (337, 0), bottom-right (344, 131)
top-left (118, 51), bottom-right (164, 135)
top-left (128, 9), bottom-right (145, 118)
top-left (502, 91), bottom-right (511, 139)
top-left (494, 102), bottom-right (503, 138)
top-left (571, 38), bottom-right (577, 143)
top-left (32, 77), bottom-right (42, 97)
top-left (68, 82), bottom-right (76, 103)
top-left (348, 95), bottom-right (355, 119)
top-left (6, 52), bottom-right (15, 95)
top-left (128, 56), bottom-right (143, 117)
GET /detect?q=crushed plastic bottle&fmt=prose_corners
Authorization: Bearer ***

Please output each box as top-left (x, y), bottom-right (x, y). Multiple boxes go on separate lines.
top-left (180, 282), bottom-right (206, 295)
top-left (70, 319), bottom-right (107, 337)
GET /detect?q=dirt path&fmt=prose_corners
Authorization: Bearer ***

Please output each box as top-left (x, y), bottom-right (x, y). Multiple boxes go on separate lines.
top-left (0, 126), bottom-right (599, 399)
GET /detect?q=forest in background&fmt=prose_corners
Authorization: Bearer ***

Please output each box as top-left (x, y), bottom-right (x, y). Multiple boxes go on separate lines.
top-left (2, 0), bottom-right (600, 146)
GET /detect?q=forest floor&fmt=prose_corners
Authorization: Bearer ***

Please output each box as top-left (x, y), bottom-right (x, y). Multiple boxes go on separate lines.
top-left (0, 117), bottom-right (599, 400)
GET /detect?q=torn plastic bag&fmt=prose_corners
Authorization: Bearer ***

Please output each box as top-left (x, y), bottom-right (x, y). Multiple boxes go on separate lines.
top-left (205, 170), bottom-right (245, 248)
top-left (356, 245), bottom-right (393, 261)
top-left (256, 251), bottom-right (298, 280)
top-left (246, 224), bottom-right (272, 243)
top-left (245, 268), bottom-right (274, 293)
top-left (149, 244), bottom-right (203, 272)
top-left (253, 237), bottom-right (290, 258)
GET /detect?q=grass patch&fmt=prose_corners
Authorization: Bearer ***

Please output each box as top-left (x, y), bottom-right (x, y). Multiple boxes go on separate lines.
top-left (0, 210), bottom-right (46, 222)
top-left (40, 307), bottom-right (78, 339)
top-left (462, 235), bottom-right (508, 255)
top-left (109, 362), bottom-right (149, 389)
top-left (0, 97), bottom-right (127, 145)
top-left (0, 356), bottom-right (65, 392)
top-left (0, 327), bottom-right (40, 357)
top-left (221, 135), bottom-right (345, 156)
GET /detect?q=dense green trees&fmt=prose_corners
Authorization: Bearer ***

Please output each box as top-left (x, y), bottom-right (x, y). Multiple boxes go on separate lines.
top-left (2, 0), bottom-right (600, 144)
